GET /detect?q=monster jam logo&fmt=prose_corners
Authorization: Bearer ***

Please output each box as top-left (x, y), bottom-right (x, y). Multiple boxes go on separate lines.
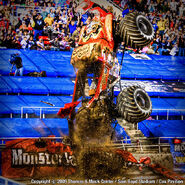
top-left (11, 149), bottom-right (76, 167)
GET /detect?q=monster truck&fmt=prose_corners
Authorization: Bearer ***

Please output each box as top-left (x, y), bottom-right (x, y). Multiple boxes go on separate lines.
top-left (58, 0), bottom-right (154, 138)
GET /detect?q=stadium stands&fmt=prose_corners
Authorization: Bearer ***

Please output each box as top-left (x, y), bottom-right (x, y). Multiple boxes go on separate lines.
top-left (0, 49), bottom-right (184, 80)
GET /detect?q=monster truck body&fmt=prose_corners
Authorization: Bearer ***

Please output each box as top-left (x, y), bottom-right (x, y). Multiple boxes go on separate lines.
top-left (58, 0), bottom-right (154, 123)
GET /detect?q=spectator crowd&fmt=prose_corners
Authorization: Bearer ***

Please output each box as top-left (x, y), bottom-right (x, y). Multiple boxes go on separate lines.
top-left (0, 0), bottom-right (184, 56)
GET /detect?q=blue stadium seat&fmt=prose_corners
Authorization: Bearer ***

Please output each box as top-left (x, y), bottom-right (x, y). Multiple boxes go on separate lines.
top-left (139, 120), bottom-right (185, 137)
top-left (0, 118), bottom-right (69, 137)
top-left (0, 77), bottom-right (13, 93)
top-left (2, 76), bottom-right (49, 94)
top-left (0, 102), bottom-right (12, 114)
top-left (151, 98), bottom-right (173, 115)
top-left (151, 98), bottom-right (185, 116)
top-left (38, 77), bottom-right (74, 94)
top-left (0, 56), bottom-right (12, 75)
top-left (0, 95), bottom-right (73, 115)
top-left (164, 98), bottom-right (185, 115)
top-left (0, 95), bottom-right (29, 114)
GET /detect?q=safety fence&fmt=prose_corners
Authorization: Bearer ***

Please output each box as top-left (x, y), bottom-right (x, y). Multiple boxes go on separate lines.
top-left (0, 136), bottom-right (184, 154)
top-left (20, 107), bottom-right (185, 119)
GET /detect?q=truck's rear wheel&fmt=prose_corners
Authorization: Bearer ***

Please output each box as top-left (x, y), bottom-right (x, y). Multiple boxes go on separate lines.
top-left (119, 12), bottom-right (154, 48)
top-left (117, 86), bottom-right (152, 123)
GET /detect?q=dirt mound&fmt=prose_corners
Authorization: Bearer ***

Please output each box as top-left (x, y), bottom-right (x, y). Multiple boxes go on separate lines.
top-left (78, 147), bottom-right (126, 179)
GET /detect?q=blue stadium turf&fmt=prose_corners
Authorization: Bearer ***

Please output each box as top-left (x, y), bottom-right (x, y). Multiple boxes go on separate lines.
top-left (0, 118), bottom-right (69, 137)
top-left (139, 120), bottom-right (185, 137)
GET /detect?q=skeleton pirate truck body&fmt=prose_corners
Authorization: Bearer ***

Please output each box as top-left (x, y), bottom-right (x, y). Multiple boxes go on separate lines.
top-left (58, 0), bottom-right (154, 137)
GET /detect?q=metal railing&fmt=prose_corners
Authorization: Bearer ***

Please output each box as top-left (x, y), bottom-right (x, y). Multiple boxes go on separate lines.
top-left (152, 109), bottom-right (185, 120)
top-left (21, 106), bottom-right (61, 118)
top-left (20, 107), bottom-right (185, 119)
top-left (0, 176), bottom-right (25, 185)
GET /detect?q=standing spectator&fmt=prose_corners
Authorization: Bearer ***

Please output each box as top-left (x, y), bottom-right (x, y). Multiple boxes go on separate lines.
top-left (44, 13), bottom-right (54, 26)
top-left (33, 13), bottom-right (45, 41)
top-left (49, 9), bottom-right (55, 18)
top-left (179, 3), bottom-right (185, 17)
top-left (178, 37), bottom-right (185, 56)
top-left (148, 0), bottom-right (155, 12)
top-left (9, 53), bottom-right (23, 76)
top-left (24, 14), bottom-right (30, 26)
top-left (41, 7), bottom-right (48, 20)
top-left (68, 19), bottom-right (77, 36)
top-left (170, 0), bottom-right (179, 13)
top-left (157, 17), bottom-right (166, 37)
top-left (60, 14), bottom-right (68, 25)
top-left (152, 19), bottom-right (158, 32)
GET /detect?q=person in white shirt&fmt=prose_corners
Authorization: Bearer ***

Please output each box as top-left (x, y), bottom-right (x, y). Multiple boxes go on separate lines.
top-left (36, 38), bottom-right (45, 50)
top-left (20, 37), bottom-right (28, 49)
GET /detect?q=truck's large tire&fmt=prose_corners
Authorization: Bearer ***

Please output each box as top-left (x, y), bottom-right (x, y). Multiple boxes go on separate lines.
top-left (119, 12), bottom-right (154, 48)
top-left (117, 86), bottom-right (152, 123)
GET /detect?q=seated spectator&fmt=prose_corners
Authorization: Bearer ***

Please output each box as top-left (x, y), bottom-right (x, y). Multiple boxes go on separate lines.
top-left (50, 37), bottom-right (60, 50)
top-left (170, 43), bottom-right (179, 56)
top-left (36, 38), bottom-right (45, 50)
top-left (22, 30), bottom-right (30, 41)
top-left (20, 36), bottom-right (28, 49)
top-left (71, 26), bottom-right (81, 41)
top-left (19, 21), bottom-right (28, 31)
top-left (59, 36), bottom-right (70, 51)
top-left (3, 34), bottom-right (12, 48)
top-left (157, 39), bottom-right (168, 55)
top-left (60, 14), bottom-right (68, 25)
top-left (11, 36), bottom-right (21, 49)
top-left (27, 35), bottom-right (36, 50)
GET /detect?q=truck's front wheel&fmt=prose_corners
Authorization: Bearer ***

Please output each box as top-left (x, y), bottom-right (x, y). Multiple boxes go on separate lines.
top-left (117, 86), bottom-right (152, 123)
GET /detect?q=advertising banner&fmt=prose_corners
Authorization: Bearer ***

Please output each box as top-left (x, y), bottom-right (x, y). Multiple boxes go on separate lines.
top-left (1, 138), bottom-right (76, 178)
